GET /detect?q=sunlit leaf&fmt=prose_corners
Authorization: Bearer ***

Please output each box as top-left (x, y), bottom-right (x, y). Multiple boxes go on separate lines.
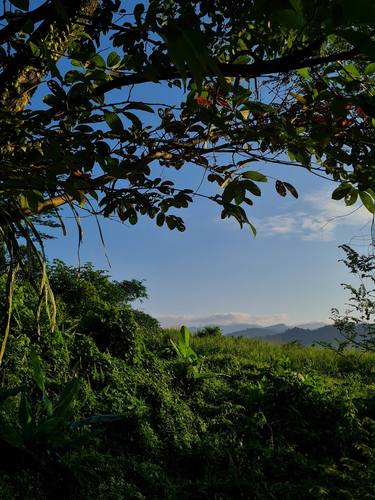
top-left (104, 111), bottom-right (124, 133)
top-left (243, 171), bottom-right (268, 182)
top-left (359, 191), bottom-right (375, 213)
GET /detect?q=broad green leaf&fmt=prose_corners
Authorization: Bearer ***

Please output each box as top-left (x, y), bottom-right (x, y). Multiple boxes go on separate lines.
top-left (181, 325), bottom-right (190, 347)
top-left (222, 183), bottom-right (238, 203)
top-left (345, 189), bottom-right (358, 206)
top-left (243, 171), bottom-right (268, 182)
top-left (19, 393), bottom-right (32, 429)
top-left (134, 3), bottom-right (144, 25)
top-left (104, 111), bottom-right (124, 133)
top-left (342, 63), bottom-right (361, 80)
top-left (359, 191), bottom-right (375, 213)
top-left (53, 379), bottom-right (79, 418)
top-left (124, 111), bottom-right (142, 129)
top-left (161, 22), bottom-right (223, 91)
top-left (235, 187), bottom-right (246, 205)
top-left (332, 183), bottom-right (352, 200)
top-left (30, 351), bottom-right (52, 415)
top-left (365, 63), bottom-right (375, 75)
top-left (284, 182), bottom-right (298, 198)
top-left (243, 180), bottom-right (261, 196)
top-left (125, 102), bottom-right (154, 113)
top-left (107, 51), bottom-right (121, 68)
top-left (296, 68), bottom-right (311, 80)
top-left (90, 54), bottom-right (106, 69)
top-left (29, 42), bottom-right (40, 57)
top-left (275, 180), bottom-right (287, 197)
top-left (156, 212), bottom-right (165, 227)
top-left (160, 30), bottom-right (187, 79)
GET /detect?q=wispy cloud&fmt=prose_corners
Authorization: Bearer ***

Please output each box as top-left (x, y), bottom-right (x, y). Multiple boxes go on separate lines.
top-left (157, 312), bottom-right (289, 327)
top-left (257, 188), bottom-right (373, 241)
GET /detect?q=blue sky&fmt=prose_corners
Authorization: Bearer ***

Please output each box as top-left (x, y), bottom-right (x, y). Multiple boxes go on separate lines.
top-left (44, 160), bottom-right (373, 327)
top-left (23, 1), bottom-right (374, 327)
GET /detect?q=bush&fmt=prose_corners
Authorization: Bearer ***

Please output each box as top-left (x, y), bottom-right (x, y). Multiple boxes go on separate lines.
top-left (196, 325), bottom-right (223, 338)
top-left (1, 261), bottom-right (375, 498)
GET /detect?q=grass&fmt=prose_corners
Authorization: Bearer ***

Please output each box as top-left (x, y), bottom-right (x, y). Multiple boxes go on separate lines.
top-left (2, 323), bottom-right (375, 499)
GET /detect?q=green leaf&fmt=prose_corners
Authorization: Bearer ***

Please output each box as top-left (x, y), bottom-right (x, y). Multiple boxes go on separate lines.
top-left (345, 189), bottom-right (358, 206)
top-left (156, 212), bottom-right (165, 227)
top-left (284, 182), bottom-right (298, 198)
top-left (180, 325), bottom-right (190, 348)
top-left (43, 94), bottom-right (59, 106)
top-left (332, 183), bottom-right (352, 200)
top-left (30, 350), bottom-right (45, 393)
top-left (161, 22), bottom-right (223, 91)
top-left (124, 102), bottom-right (154, 113)
top-left (134, 3), bottom-right (145, 25)
top-left (165, 216), bottom-right (176, 230)
top-left (296, 67), bottom-right (311, 80)
top-left (29, 41), bottom-right (40, 57)
top-left (124, 111), bottom-right (142, 129)
top-left (53, 379), bottom-right (79, 419)
top-left (222, 183), bottom-right (238, 203)
top-left (107, 51), bottom-right (121, 68)
top-left (243, 180), bottom-right (261, 196)
top-left (104, 111), bottom-right (124, 133)
top-left (359, 191), bottom-right (375, 213)
top-left (275, 180), bottom-right (287, 197)
top-left (10, 0), bottom-right (29, 10)
top-left (365, 63), bottom-right (375, 75)
top-left (342, 63), bottom-right (361, 80)
top-left (243, 171), bottom-right (268, 182)
top-left (249, 222), bottom-right (257, 236)
top-left (235, 187), bottom-right (246, 205)
top-left (90, 54), bottom-right (106, 68)
top-left (19, 393), bottom-right (33, 429)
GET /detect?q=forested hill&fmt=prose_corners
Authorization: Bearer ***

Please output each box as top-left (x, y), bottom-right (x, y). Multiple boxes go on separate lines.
top-left (261, 325), bottom-right (341, 345)
top-left (229, 325), bottom-right (341, 345)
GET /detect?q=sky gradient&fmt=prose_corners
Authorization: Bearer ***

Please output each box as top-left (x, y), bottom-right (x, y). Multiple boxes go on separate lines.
top-left (28, 1), bottom-right (374, 328)
top-left (44, 167), bottom-right (373, 327)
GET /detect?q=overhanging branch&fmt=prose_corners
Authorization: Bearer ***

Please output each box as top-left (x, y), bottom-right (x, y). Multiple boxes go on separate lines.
top-left (94, 49), bottom-right (359, 95)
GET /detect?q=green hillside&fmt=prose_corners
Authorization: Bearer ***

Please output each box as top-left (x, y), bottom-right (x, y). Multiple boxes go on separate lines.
top-left (1, 262), bottom-right (375, 499)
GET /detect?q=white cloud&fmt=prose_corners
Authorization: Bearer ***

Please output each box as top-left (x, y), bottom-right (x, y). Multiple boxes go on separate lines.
top-left (157, 311), bottom-right (289, 327)
top-left (257, 187), bottom-right (373, 241)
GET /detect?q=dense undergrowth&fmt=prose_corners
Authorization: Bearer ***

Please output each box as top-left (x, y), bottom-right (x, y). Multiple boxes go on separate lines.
top-left (1, 262), bottom-right (375, 499)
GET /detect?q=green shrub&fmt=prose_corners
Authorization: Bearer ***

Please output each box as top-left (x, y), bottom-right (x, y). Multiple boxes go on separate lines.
top-left (196, 325), bottom-right (223, 338)
top-left (1, 262), bottom-right (375, 498)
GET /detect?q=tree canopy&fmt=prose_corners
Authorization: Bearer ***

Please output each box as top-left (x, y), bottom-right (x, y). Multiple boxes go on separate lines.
top-left (0, 0), bottom-right (375, 249)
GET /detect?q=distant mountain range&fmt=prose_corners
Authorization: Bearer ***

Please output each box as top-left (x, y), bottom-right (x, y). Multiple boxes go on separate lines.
top-left (191, 322), bottom-right (327, 336)
top-left (228, 323), bottom-right (341, 346)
